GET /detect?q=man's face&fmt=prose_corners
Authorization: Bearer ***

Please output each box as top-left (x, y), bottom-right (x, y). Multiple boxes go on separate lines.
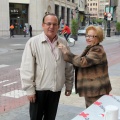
top-left (42, 15), bottom-right (59, 40)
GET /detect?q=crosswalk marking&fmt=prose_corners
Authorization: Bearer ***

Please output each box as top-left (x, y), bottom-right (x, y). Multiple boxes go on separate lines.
top-left (10, 44), bottom-right (23, 46)
top-left (0, 64), bottom-right (9, 68)
top-left (1, 89), bottom-right (26, 98)
top-left (16, 68), bottom-right (20, 70)
top-left (0, 80), bottom-right (9, 84)
top-left (3, 82), bottom-right (17, 87)
top-left (0, 48), bottom-right (8, 54)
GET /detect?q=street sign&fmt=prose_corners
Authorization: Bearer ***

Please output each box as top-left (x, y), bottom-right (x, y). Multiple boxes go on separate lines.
top-left (105, 6), bottom-right (113, 19)
top-left (107, 13), bottom-right (112, 21)
top-left (105, 6), bottom-right (113, 14)
top-left (107, 17), bottom-right (112, 21)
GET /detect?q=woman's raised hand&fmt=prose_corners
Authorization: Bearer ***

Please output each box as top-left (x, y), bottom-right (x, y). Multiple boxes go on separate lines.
top-left (58, 43), bottom-right (69, 54)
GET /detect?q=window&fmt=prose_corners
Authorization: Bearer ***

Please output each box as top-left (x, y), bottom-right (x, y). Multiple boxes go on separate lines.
top-left (61, 6), bottom-right (65, 19)
top-left (67, 8), bottom-right (70, 26)
top-left (55, 5), bottom-right (59, 18)
top-left (90, 8), bottom-right (92, 11)
top-left (72, 0), bottom-right (74, 3)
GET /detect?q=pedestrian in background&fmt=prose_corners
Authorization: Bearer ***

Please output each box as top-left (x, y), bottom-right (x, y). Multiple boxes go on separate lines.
top-left (29, 25), bottom-right (32, 37)
top-left (62, 24), bottom-right (71, 41)
top-left (20, 13), bottom-right (74, 120)
top-left (10, 24), bottom-right (14, 38)
top-left (23, 26), bottom-right (26, 37)
top-left (58, 25), bottom-right (112, 108)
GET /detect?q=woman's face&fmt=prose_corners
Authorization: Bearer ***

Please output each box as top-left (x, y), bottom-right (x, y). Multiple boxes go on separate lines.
top-left (85, 29), bottom-right (99, 46)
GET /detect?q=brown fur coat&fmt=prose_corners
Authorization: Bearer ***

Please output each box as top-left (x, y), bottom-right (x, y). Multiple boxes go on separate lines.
top-left (64, 44), bottom-right (112, 97)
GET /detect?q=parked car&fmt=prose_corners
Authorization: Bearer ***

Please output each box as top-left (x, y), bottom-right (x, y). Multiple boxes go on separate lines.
top-left (98, 25), bottom-right (104, 30)
top-left (78, 26), bottom-right (86, 35)
top-left (78, 25), bottom-right (104, 36)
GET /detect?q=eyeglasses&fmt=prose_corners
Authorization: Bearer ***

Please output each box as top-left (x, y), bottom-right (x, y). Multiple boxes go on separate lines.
top-left (85, 35), bottom-right (98, 39)
top-left (44, 22), bottom-right (58, 27)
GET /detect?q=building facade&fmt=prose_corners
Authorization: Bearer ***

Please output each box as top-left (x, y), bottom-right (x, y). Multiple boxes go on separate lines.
top-left (98, 0), bottom-right (109, 19)
top-left (86, 0), bottom-right (118, 22)
top-left (87, 0), bottom-right (98, 18)
top-left (115, 0), bottom-right (120, 22)
top-left (0, 0), bottom-right (77, 37)
top-left (76, 0), bottom-right (88, 26)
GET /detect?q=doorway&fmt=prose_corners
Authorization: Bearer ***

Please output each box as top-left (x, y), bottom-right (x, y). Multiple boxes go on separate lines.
top-left (9, 3), bottom-right (28, 35)
top-left (10, 18), bottom-right (25, 35)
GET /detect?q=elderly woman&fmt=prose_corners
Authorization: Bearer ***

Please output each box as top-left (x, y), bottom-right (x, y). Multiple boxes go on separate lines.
top-left (58, 25), bottom-right (112, 108)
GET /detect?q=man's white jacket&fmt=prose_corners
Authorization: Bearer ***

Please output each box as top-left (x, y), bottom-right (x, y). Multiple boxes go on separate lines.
top-left (20, 32), bottom-right (74, 95)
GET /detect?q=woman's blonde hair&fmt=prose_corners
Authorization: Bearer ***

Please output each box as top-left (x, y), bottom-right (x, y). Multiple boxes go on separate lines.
top-left (86, 25), bottom-right (104, 42)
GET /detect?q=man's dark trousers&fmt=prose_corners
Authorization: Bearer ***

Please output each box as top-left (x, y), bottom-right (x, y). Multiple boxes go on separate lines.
top-left (30, 90), bottom-right (61, 120)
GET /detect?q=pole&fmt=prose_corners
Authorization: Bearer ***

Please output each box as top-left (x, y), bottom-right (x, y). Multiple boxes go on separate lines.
top-left (106, 0), bottom-right (111, 37)
top-left (89, 14), bottom-right (90, 25)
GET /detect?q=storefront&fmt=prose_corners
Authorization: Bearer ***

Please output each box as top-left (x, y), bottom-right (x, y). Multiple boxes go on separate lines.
top-left (9, 3), bottom-right (28, 35)
top-left (0, 0), bottom-right (76, 37)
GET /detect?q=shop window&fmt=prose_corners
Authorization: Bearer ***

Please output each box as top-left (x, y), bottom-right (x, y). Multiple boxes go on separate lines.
top-left (9, 3), bottom-right (28, 35)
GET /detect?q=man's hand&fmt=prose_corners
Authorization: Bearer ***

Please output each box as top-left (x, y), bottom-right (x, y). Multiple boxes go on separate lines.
top-left (65, 90), bottom-right (72, 96)
top-left (27, 94), bottom-right (36, 103)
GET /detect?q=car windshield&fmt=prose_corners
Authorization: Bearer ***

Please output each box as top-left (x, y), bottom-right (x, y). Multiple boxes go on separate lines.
top-left (80, 26), bottom-right (85, 30)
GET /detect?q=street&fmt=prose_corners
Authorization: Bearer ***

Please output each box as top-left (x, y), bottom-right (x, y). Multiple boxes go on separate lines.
top-left (0, 35), bottom-right (120, 119)
top-left (0, 36), bottom-right (28, 113)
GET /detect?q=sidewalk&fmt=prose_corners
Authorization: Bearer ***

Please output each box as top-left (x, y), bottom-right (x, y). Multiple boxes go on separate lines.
top-left (0, 35), bottom-right (120, 120)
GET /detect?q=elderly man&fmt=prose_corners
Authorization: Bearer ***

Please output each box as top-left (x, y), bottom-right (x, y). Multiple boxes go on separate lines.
top-left (20, 13), bottom-right (74, 120)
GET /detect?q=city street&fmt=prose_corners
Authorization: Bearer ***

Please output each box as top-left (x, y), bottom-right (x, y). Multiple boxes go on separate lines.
top-left (0, 36), bottom-right (28, 113)
top-left (0, 35), bottom-right (120, 120)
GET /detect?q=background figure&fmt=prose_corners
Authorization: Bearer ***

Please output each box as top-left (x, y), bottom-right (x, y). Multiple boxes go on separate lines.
top-left (62, 24), bottom-right (71, 41)
top-left (58, 25), bottom-right (112, 108)
top-left (29, 25), bottom-right (32, 37)
top-left (23, 26), bottom-right (26, 37)
top-left (20, 13), bottom-right (74, 120)
top-left (10, 24), bottom-right (14, 38)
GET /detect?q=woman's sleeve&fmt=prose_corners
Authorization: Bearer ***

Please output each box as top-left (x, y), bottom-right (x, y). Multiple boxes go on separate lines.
top-left (63, 46), bottom-right (105, 68)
